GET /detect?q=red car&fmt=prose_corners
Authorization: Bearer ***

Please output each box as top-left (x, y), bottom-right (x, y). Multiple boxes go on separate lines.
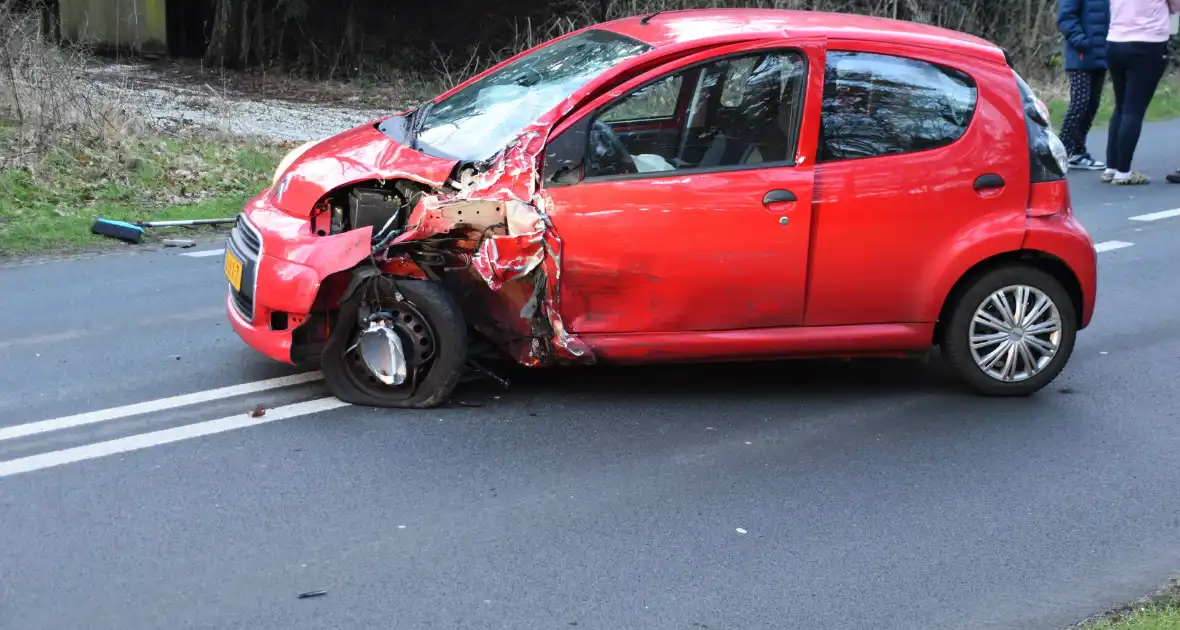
top-left (223, 8), bottom-right (1097, 408)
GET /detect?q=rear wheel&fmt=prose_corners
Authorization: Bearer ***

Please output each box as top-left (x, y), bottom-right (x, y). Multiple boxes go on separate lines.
top-left (940, 265), bottom-right (1077, 396)
top-left (322, 276), bottom-right (467, 408)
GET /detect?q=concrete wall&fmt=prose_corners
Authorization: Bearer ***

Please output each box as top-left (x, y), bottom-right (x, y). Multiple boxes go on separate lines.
top-left (58, 0), bottom-right (167, 56)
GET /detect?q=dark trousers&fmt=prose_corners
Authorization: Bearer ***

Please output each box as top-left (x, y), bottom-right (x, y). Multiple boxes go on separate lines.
top-left (1060, 69), bottom-right (1106, 156)
top-left (1105, 40), bottom-right (1168, 173)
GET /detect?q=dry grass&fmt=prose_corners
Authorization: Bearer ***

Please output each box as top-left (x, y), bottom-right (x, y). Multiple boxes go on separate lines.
top-left (0, 7), bottom-right (133, 168)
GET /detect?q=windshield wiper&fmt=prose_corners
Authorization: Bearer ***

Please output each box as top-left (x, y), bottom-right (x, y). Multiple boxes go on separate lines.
top-left (406, 102), bottom-right (434, 151)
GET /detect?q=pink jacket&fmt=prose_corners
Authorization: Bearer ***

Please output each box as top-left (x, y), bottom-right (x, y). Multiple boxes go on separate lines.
top-left (1108, 0), bottom-right (1180, 42)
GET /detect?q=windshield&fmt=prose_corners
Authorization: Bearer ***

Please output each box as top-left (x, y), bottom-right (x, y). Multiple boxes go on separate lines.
top-left (411, 29), bottom-right (653, 162)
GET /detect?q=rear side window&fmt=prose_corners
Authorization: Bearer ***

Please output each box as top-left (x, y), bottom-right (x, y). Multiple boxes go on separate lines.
top-left (818, 51), bottom-right (978, 162)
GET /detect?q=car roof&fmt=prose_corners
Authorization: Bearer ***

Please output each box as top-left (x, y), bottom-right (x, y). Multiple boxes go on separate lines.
top-left (598, 9), bottom-right (1007, 66)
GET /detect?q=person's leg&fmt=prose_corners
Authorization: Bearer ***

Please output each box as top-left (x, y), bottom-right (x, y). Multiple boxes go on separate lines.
top-left (1111, 41), bottom-right (1167, 184)
top-left (1062, 69), bottom-right (1107, 168)
top-left (1060, 70), bottom-right (1089, 157)
top-left (1078, 69), bottom-right (1107, 167)
top-left (1104, 43), bottom-right (1129, 181)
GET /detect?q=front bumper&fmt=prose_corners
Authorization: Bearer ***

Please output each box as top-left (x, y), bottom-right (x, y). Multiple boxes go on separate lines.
top-left (224, 193), bottom-right (374, 364)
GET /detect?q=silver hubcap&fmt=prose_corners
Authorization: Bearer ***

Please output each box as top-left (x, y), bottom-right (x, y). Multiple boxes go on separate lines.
top-left (969, 285), bottom-right (1062, 383)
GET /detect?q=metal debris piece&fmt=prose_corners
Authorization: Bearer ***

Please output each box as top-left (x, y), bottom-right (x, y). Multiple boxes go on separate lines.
top-left (162, 238), bottom-right (196, 248)
top-left (297, 590), bottom-right (327, 599)
top-left (354, 319), bottom-right (408, 385)
top-left (466, 358), bottom-right (510, 389)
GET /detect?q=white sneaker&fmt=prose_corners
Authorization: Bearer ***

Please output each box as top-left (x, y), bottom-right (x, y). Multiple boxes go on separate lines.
top-left (1068, 154), bottom-right (1107, 170)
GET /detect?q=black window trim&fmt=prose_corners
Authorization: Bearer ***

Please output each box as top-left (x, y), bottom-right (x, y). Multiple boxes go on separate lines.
top-left (541, 45), bottom-right (811, 189)
top-left (816, 48), bottom-right (980, 165)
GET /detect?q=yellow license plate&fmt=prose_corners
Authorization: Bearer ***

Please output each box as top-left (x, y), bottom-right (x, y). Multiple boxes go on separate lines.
top-left (224, 249), bottom-right (244, 292)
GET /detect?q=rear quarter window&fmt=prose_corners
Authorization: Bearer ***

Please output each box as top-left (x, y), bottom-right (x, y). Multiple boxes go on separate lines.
top-left (818, 51), bottom-right (978, 162)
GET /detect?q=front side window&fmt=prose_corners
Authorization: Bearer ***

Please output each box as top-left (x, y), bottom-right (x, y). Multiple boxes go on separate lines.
top-left (411, 29), bottom-right (652, 162)
top-left (818, 51), bottom-right (977, 162)
top-left (579, 50), bottom-right (807, 179)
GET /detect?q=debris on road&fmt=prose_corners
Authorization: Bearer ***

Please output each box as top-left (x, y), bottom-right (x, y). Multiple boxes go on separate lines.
top-left (297, 590), bottom-right (327, 599)
top-left (736, 528), bottom-right (748, 535)
top-left (136, 218), bottom-right (235, 228)
top-left (91, 219), bottom-right (145, 244)
top-left (467, 359), bottom-right (511, 390)
top-left (92, 217), bottom-right (235, 245)
top-left (250, 404), bottom-right (267, 418)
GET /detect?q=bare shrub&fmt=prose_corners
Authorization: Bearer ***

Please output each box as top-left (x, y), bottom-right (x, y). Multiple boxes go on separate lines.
top-left (427, 0), bottom-right (1061, 90)
top-left (0, 0), bottom-right (138, 168)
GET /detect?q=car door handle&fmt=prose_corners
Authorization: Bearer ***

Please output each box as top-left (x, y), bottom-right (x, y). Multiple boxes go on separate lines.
top-left (974, 174), bottom-right (1005, 190)
top-left (763, 189), bottom-right (797, 206)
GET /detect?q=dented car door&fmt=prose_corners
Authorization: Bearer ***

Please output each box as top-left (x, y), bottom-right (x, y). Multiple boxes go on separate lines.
top-left (540, 42), bottom-right (825, 334)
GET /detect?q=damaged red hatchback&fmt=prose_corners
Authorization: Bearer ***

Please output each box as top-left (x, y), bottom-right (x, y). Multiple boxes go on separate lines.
top-left (224, 8), bottom-right (1097, 407)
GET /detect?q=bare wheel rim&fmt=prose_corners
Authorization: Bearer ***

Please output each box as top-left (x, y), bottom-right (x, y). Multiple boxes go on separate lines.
top-left (343, 297), bottom-right (438, 397)
top-left (968, 284), bottom-right (1063, 383)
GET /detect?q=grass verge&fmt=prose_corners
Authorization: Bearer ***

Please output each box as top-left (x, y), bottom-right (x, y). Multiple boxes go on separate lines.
top-left (1072, 580), bottom-right (1180, 629)
top-left (1046, 72), bottom-right (1180, 130)
top-left (0, 129), bottom-right (282, 256)
top-left (2, 4), bottom-right (285, 257)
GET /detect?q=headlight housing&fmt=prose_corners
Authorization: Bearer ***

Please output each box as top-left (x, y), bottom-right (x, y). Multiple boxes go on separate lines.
top-left (1045, 129), bottom-right (1069, 176)
top-left (271, 140), bottom-right (319, 188)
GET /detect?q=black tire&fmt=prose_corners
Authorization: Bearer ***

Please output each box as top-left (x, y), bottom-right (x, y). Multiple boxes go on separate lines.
top-left (940, 264), bottom-right (1077, 396)
top-left (321, 276), bottom-right (467, 408)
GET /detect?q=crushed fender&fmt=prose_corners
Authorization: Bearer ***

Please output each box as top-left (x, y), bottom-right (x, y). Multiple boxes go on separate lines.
top-left (382, 123), bottom-right (593, 367)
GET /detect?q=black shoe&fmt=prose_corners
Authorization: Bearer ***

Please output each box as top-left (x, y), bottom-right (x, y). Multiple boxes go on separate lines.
top-left (1166, 171), bottom-right (1180, 184)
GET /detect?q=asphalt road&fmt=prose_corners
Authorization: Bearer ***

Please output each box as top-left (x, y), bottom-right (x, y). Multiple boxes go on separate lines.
top-left (2, 120), bottom-right (1180, 630)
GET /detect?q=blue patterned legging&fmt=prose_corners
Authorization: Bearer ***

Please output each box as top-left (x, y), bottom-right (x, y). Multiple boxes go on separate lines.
top-left (1059, 68), bottom-right (1106, 157)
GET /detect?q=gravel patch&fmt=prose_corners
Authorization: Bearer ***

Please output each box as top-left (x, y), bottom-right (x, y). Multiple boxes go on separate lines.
top-left (85, 63), bottom-right (389, 143)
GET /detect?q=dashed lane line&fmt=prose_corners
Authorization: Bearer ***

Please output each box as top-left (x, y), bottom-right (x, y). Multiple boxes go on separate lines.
top-left (0, 372), bottom-right (324, 442)
top-left (0, 397), bottom-right (351, 477)
top-left (1094, 240), bottom-right (1134, 253)
top-left (1128, 208), bottom-right (1180, 222)
top-left (180, 248), bottom-right (225, 258)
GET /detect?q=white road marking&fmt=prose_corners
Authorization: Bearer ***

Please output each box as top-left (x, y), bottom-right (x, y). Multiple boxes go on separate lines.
top-left (1094, 240), bottom-right (1134, 253)
top-left (0, 372), bottom-right (323, 442)
top-left (181, 248), bottom-right (225, 258)
top-left (0, 397), bottom-right (351, 477)
top-left (1128, 208), bottom-right (1180, 222)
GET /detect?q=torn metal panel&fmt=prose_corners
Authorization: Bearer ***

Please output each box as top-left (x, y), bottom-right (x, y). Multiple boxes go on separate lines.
top-left (375, 122), bottom-right (592, 366)
top-left (394, 197), bottom-right (507, 243)
top-left (380, 255), bottom-right (428, 280)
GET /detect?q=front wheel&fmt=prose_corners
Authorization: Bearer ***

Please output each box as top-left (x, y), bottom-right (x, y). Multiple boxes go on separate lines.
top-left (322, 276), bottom-right (468, 408)
top-left (940, 265), bottom-right (1077, 396)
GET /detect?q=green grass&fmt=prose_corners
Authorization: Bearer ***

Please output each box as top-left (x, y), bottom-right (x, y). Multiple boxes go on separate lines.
top-left (1080, 603), bottom-right (1180, 629)
top-left (0, 131), bottom-right (284, 256)
top-left (1046, 74), bottom-right (1180, 130)
top-left (1074, 585), bottom-right (1180, 630)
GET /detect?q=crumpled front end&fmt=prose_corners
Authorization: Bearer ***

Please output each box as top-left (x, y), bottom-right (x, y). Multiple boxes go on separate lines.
top-left (226, 116), bottom-right (593, 369)
top-left (386, 123), bottom-right (592, 367)
top-left (224, 192), bottom-right (375, 365)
